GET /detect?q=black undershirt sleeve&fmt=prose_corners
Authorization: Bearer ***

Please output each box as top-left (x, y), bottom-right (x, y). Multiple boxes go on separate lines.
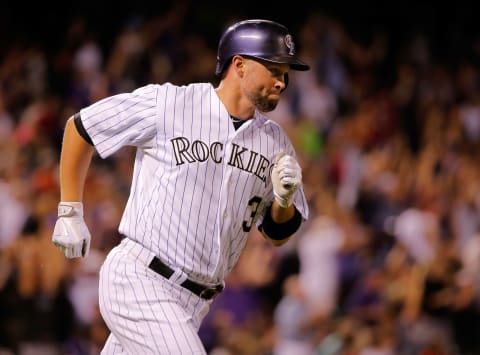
top-left (73, 113), bottom-right (94, 146)
top-left (259, 205), bottom-right (302, 240)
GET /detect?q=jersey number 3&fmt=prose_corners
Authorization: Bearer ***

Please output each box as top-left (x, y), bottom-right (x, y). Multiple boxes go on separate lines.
top-left (242, 196), bottom-right (263, 232)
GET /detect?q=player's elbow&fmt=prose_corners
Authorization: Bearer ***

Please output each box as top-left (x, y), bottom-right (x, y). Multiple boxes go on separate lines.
top-left (270, 238), bottom-right (291, 247)
top-left (261, 231), bottom-right (292, 247)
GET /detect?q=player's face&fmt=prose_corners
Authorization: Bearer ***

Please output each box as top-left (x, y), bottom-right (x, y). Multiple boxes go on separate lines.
top-left (241, 57), bottom-right (289, 112)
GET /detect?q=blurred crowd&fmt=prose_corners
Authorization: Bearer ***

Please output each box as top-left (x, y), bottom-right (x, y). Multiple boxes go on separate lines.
top-left (1, 3), bottom-right (480, 355)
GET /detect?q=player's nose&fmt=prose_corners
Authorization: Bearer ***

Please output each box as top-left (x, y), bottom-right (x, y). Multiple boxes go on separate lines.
top-left (274, 76), bottom-right (286, 92)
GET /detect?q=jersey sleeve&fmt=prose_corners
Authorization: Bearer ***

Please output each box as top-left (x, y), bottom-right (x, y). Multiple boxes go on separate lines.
top-left (79, 84), bottom-right (159, 158)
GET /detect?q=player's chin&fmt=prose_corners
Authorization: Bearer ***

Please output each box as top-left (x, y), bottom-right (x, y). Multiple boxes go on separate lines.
top-left (257, 98), bottom-right (279, 113)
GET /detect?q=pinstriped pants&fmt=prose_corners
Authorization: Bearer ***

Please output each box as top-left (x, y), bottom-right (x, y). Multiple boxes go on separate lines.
top-left (99, 238), bottom-right (211, 354)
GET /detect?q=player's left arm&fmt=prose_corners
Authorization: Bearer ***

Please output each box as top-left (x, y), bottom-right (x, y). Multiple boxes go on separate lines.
top-left (259, 153), bottom-right (304, 246)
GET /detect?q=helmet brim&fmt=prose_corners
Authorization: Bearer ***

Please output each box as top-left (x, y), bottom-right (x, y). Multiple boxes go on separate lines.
top-left (260, 55), bottom-right (310, 71)
top-left (215, 54), bottom-right (310, 75)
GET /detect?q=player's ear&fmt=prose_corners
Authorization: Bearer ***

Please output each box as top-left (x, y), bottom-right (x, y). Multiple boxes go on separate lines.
top-left (231, 55), bottom-right (246, 77)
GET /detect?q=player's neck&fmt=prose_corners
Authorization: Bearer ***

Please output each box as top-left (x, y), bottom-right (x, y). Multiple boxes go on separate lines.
top-left (215, 82), bottom-right (254, 120)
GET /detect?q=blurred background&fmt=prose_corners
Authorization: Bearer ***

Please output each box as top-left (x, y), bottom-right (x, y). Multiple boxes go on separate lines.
top-left (1, 0), bottom-right (480, 354)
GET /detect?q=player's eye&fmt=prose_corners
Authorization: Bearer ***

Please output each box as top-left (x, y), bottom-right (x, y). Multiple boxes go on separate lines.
top-left (269, 68), bottom-right (284, 78)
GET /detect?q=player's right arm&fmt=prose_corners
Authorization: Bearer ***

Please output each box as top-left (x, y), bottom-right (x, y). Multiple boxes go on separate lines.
top-left (60, 116), bottom-right (95, 201)
top-left (52, 116), bottom-right (94, 258)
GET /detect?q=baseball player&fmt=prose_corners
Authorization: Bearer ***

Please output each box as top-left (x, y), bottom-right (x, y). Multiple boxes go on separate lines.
top-left (52, 19), bottom-right (310, 354)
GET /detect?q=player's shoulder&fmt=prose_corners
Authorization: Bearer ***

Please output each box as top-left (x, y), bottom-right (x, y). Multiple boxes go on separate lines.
top-left (254, 111), bottom-right (287, 131)
top-left (132, 83), bottom-right (160, 94)
top-left (141, 82), bottom-right (212, 91)
top-left (180, 82), bottom-right (214, 94)
top-left (131, 82), bottom-right (212, 98)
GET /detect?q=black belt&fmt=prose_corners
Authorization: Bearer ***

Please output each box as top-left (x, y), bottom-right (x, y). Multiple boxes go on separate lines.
top-left (148, 256), bottom-right (224, 300)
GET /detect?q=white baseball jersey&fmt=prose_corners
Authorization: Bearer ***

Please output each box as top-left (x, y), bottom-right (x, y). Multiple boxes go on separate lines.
top-left (81, 82), bottom-right (309, 354)
top-left (81, 82), bottom-right (309, 284)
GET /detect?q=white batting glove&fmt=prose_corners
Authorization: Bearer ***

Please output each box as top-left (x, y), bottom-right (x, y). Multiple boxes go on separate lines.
top-left (52, 202), bottom-right (91, 258)
top-left (271, 153), bottom-right (302, 208)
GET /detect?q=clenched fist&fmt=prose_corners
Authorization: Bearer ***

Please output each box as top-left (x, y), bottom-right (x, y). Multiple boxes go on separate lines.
top-left (271, 153), bottom-right (302, 208)
top-left (52, 202), bottom-right (91, 258)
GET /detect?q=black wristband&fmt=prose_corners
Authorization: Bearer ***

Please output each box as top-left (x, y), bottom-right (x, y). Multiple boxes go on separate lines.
top-left (74, 113), bottom-right (94, 146)
top-left (259, 205), bottom-right (302, 240)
